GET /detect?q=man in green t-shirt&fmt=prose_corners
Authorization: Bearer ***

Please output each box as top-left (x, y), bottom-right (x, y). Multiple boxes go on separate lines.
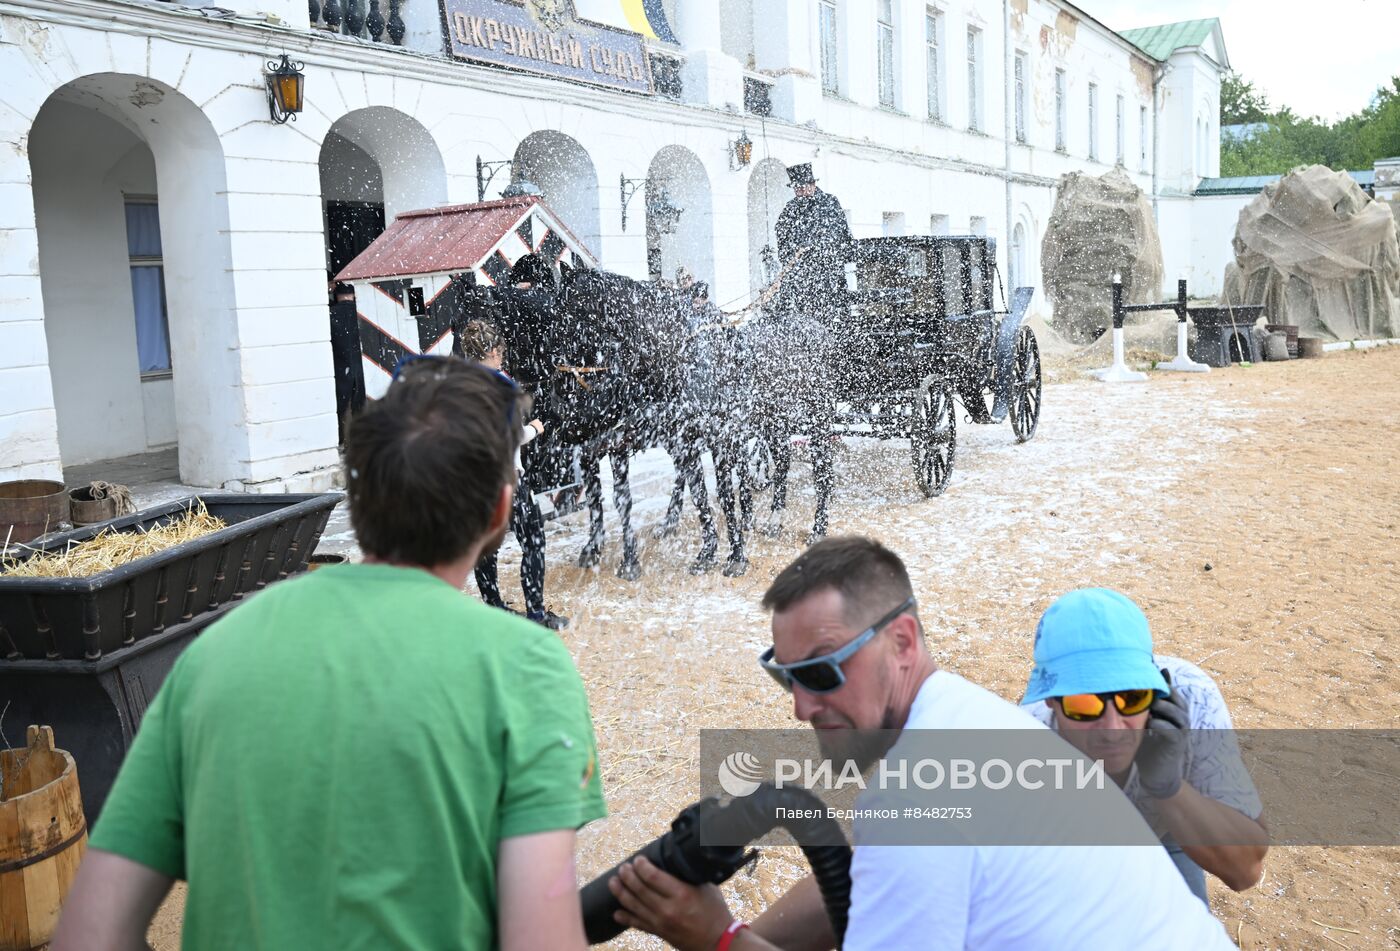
top-left (54, 357), bottom-right (606, 950)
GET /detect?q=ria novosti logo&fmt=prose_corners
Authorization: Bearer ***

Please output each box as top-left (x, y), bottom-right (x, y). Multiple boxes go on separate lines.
top-left (716, 751), bottom-right (766, 797)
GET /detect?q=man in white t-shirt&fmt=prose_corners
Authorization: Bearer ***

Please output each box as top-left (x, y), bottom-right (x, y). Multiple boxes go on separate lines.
top-left (605, 538), bottom-right (1235, 950)
top-left (1020, 588), bottom-right (1268, 903)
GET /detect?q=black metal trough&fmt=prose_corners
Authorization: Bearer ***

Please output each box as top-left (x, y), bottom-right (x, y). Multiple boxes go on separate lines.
top-left (0, 492), bottom-right (342, 819)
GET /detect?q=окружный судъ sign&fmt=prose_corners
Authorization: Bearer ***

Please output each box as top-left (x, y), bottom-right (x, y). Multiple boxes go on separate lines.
top-left (441, 0), bottom-right (652, 94)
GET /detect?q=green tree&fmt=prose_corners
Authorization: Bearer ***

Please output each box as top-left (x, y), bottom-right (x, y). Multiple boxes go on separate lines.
top-left (1220, 71), bottom-right (1270, 125)
top-left (1218, 73), bottom-right (1400, 177)
top-left (1338, 77), bottom-right (1400, 169)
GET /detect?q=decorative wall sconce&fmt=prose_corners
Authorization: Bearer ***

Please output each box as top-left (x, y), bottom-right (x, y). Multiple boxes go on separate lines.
top-left (265, 54), bottom-right (305, 124)
top-left (477, 157), bottom-right (514, 202)
top-left (647, 188), bottom-right (684, 236)
top-left (501, 178), bottom-right (543, 199)
top-left (621, 176), bottom-right (684, 234)
top-left (730, 130), bottom-right (753, 170)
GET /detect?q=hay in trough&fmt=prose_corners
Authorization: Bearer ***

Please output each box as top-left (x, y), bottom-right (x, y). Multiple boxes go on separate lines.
top-left (0, 503), bottom-right (227, 578)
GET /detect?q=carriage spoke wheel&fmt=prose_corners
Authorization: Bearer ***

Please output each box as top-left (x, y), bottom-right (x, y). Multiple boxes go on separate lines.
top-left (1008, 326), bottom-right (1042, 443)
top-left (912, 378), bottom-right (957, 498)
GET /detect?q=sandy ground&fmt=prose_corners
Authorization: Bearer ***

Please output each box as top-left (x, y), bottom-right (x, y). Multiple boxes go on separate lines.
top-left (141, 345), bottom-right (1398, 950)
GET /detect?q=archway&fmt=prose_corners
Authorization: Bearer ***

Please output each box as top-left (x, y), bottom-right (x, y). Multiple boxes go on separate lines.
top-left (1010, 222), bottom-right (1027, 291)
top-left (511, 131), bottom-right (601, 258)
top-left (320, 107), bottom-right (448, 278)
top-left (747, 158), bottom-right (790, 295)
top-left (646, 145), bottom-right (714, 289)
top-left (29, 74), bottom-right (239, 484)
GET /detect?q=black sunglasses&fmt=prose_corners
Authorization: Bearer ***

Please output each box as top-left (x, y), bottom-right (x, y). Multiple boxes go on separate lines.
top-left (760, 596), bottom-right (916, 694)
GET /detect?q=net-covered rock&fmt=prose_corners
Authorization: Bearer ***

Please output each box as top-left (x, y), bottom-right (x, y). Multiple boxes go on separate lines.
top-left (1222, 165), bottom-right (1400, 341)
top-left (1041, 169), bottom-right (1164, 343)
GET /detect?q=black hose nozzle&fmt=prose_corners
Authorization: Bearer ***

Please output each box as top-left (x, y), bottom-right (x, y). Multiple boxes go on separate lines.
top-left (581, 783), bottom-right (851, 947)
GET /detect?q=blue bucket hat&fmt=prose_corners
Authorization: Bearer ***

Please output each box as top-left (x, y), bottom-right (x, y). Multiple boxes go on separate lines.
top-left (1021, 588), bottom-right (1170, 704)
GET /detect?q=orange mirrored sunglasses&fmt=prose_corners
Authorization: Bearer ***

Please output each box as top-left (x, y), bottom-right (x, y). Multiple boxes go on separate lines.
top-left (1057, 689), bottom-right (1156, 722)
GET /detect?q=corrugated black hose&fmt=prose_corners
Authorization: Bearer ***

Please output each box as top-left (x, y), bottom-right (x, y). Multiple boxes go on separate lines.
top-left (580, 783), bottom-right (851, 947)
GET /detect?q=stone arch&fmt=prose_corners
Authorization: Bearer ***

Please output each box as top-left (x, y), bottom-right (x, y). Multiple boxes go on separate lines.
top-left (646, 145), bottom-right (714, 290)
top-left (747, 158), bottom-right (790, 295)
top-left (321, 107), bottom-right (449, 276)
top-left (1013, 204), bottom-right (1042, 308)
top-left (28, 73), bottom-right (241, 485)
top-left (324, 107), bottom-right (448, 220)
top-left (511, 131), bottom-right (602, 258)
top-left (1010, 221), bottom-right (1028, 292)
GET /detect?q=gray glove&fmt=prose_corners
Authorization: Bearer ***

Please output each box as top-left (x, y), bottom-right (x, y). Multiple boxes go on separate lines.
top-left (1134, 669), bottom-right (1190, 799)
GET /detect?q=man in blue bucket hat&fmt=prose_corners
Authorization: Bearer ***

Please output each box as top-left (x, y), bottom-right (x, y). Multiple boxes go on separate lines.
top-left (1022, 588), bottom-right (1269, 903)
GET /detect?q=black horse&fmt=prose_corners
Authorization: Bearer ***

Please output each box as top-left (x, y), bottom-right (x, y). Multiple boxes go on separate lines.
top-left (655, 304), bottom-right (840, 552)
top-left (457, 264), bottom-right (747, 579)
top-left (652, 314), bottom-right (757, 577)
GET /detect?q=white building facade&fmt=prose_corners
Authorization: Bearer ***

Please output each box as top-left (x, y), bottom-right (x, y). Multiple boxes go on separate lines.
top-left (0, 0), bottom-right (1225, 490)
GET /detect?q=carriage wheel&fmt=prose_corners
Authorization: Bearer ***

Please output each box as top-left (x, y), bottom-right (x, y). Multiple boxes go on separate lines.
top-left (912, 378), bottom-right (957, 498)
top-left (1008, 326), bottom-right (1042, 443)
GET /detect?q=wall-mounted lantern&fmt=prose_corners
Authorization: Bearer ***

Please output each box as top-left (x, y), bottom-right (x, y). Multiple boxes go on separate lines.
top-left (647, 188), bottom-right (683, 236)
top-left (622, 177), bottom-right (684, 234)
top-left (730, 130), bottom-right (753, 170)
top-left (501, 178), bottom-right (543, 199)
top-left (265, 54), bottom-right (305, 124)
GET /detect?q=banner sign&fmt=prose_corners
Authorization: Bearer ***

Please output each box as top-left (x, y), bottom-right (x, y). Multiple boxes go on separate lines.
top-left (442, 0), bottom-right (653, 94)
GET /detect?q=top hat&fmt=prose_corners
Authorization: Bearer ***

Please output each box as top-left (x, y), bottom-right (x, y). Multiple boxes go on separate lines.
top-left (787, 163), bottom-right (817, 186)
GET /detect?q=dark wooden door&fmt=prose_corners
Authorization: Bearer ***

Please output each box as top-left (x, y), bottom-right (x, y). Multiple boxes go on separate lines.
top-left (325, 200), bottom-right (386, 277)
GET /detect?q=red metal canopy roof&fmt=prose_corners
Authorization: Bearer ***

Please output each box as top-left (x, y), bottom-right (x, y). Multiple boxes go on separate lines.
top-left (336, 196), bottom-right (585, 281)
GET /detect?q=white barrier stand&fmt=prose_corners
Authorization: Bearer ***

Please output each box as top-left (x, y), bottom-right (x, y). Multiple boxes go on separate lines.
top-left (1158, 321), bottom-right (1211, 373)
top-left (1322, 337), bottom-right (1400, 352)
top-left (1093, 327), bottom-right (1148, 382)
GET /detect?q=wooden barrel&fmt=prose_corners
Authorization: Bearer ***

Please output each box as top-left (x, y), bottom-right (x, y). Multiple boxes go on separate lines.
top-left (0, 726), bottom-right (87, 951)
top-left (0, 481), bottom-right (69, 545)
top-left (68, 487), bottom-right (117, 528)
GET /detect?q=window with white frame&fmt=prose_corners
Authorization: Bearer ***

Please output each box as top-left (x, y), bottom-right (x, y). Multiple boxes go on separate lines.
top-left (925, 7), bottom-right (943, 121)
top-left (1014, 51), bottom-right (1028, 144)
top-left (969, 215), bottom-right (987, 236)
top-left (1087, 82), bottom-right (1098, 160)
top-left (820, 0), bottom-right (839, 94)
top-left (877, 0), bottom-right (896, 108)
top-left (930, 213), bottom-right (950, 235)
top-left (1115, 94), bottom-right (1125, 165)
top-left (1139, 105), bottom-right (1148, 169)
top-left (124, 200), bottom-right (172, 376)
top-left (966, 27), bottom-right (982, 132)
top-left (1054, 68), bottom-right (1066, 151)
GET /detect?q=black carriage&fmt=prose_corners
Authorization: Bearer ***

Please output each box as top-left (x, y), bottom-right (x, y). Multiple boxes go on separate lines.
top-left (831, 235), bottom-right (1042, 497)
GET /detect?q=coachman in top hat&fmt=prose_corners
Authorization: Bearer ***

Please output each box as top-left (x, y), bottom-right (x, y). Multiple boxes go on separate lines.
top-left (774, 163), bottom-right (853, 325)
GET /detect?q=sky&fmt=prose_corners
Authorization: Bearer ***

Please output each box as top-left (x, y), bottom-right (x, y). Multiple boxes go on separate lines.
top-left (1080, 0), bottom-right (1398, 121)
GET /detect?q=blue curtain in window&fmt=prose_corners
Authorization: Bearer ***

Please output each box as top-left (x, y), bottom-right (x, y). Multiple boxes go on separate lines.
top-left (129, 266), bottom-right (171, 372)
top-left (125, 203), bottom-right (163, 256)
top-left (125, 203), bottom-right (171, 372)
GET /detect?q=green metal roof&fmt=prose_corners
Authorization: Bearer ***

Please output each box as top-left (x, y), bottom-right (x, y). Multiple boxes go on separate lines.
top-left (1195, 170), bottom-right (1375, 196)
top-left (1119, 19), bottom-right (1220, 62)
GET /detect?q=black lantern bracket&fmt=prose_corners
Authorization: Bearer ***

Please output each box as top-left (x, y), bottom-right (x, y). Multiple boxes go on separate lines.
top-left (477, 156), bottom-right (513, 203)
top-left (265, 54), bottom-right (306, 124)
top-left (620, 173), bottom-right (646, 232)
